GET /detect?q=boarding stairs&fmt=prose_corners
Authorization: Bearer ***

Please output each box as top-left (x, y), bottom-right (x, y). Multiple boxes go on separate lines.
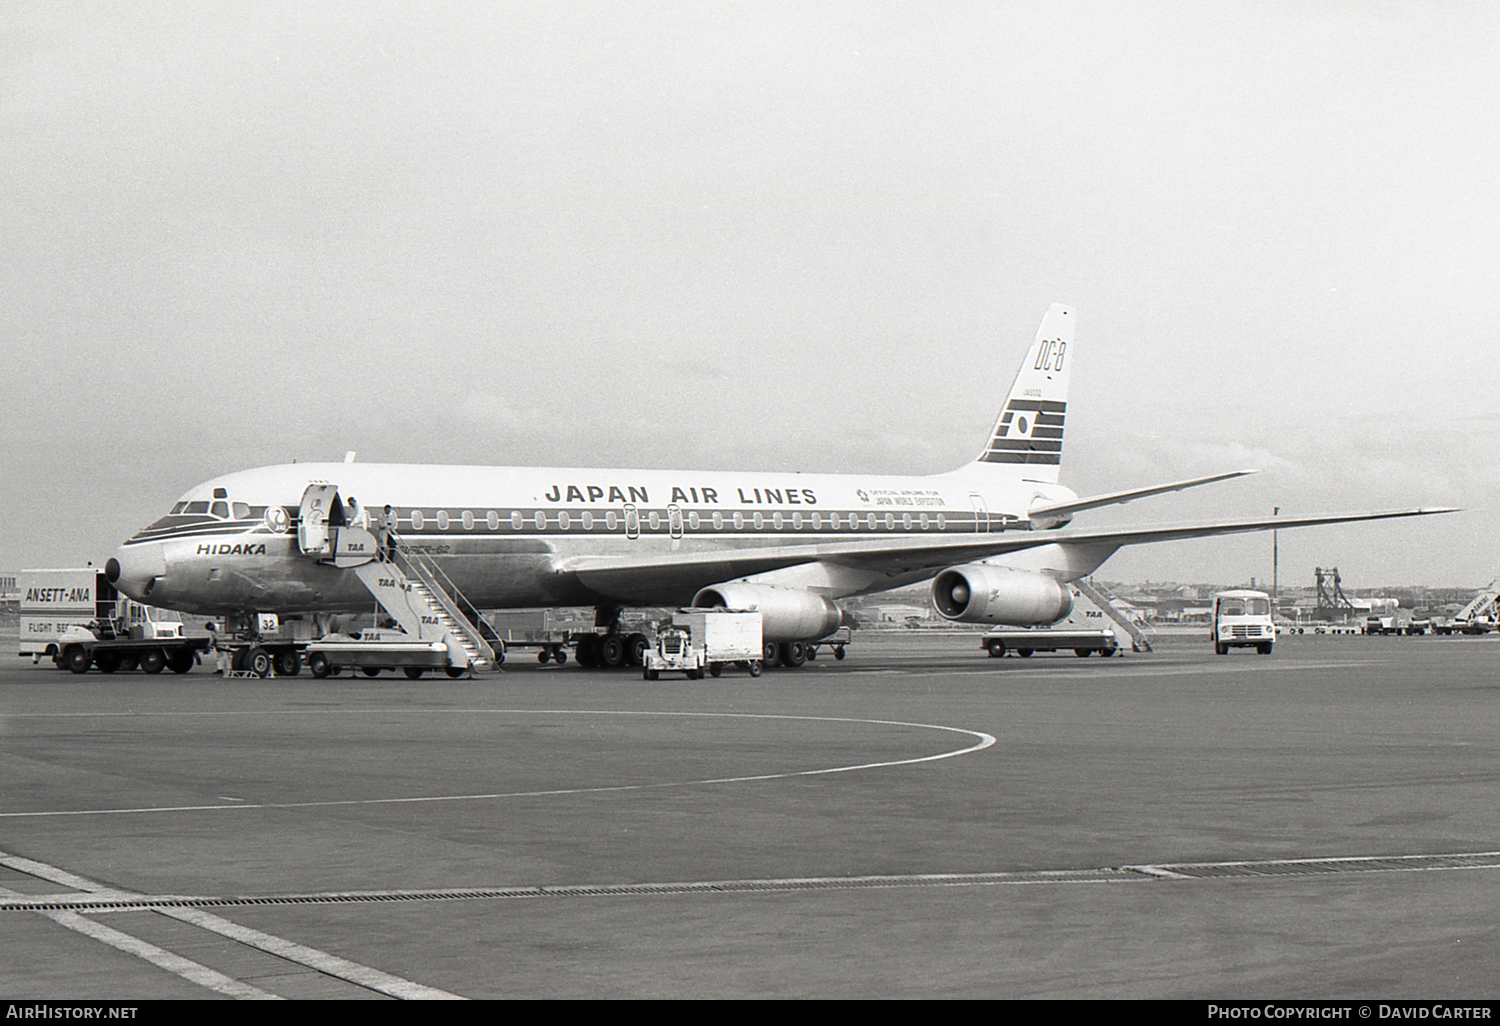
top-left (1073, 578), bottom-right (1154, 653)
top-left (1452, 579), bottom-right (1500, 627)
top-left (293, 485), bottom-right (497, 672)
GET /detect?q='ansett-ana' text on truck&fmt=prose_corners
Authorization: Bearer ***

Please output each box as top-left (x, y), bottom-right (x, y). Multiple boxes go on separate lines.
top-left (19, 568), bottom-right (210, 674)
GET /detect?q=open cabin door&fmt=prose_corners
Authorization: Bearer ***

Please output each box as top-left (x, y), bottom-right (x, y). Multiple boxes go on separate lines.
top-left (297, 484), bottom-right (340, 556)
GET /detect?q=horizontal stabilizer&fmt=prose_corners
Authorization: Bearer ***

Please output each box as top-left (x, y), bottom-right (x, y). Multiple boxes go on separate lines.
top-left (1027, 470), bottom-right (1258, 523)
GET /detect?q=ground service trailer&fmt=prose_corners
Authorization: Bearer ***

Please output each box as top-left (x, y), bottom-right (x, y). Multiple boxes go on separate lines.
top-left (644, 610), bottom-right (763, 680)
top-left (19, 568), bottom-right (209, 674)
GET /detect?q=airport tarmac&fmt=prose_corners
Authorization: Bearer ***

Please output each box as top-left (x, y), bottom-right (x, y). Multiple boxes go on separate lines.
top-left (2, 629), bottom-right (1499, 1000)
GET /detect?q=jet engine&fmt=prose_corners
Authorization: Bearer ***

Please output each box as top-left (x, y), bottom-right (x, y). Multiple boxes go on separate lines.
top-left (930, 564), bottom-right (1074, 626)
top-left (692, 583), bottom-right (844, 642)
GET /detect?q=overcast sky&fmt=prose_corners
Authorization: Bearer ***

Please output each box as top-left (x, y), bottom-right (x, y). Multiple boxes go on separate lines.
top-left (2, 1), bottom-right (1495, 589)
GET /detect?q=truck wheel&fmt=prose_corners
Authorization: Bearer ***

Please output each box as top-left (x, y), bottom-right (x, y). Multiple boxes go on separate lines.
top-left (762, 642), bottom-right (782, 668)
top-left (748, 660), bottom-right (763, 677)
top-left (708, 662), bottom-right (723, 678)
top-left (247, 647), bottom-right (274, 678)
top-left (1257, 642), bottom-right (1273, 655)
top-left (308, 653), bottom-right (332, 678)
top-left (1016, 648), bottom-right (1033, 658)
top-left (140, 649), bottom-right (166, 674)
top-left (1215, 642), bottom-right (1228, 655)
top-left (95, 653), bottom-right (122, 674)
top-left (167, 648), bottom-right (195, 674)
top-left (644, 668), bottom-right (658, 681)
top-left (985, 639), bottom-right (1004, 657)
top-left (274, 649), bottom-right (302, 677)
top-left (404, 667), bottom-right (426, 679)
top-left (361, 667), bottom-right (382, 677)
top-left (780, 642), bottom-right (806, 668)
top-left (537, 649), bottom-right (552, 663)
top-left (833, 646), bottom-right (845, 660)
top-left (552, 647), bottom-right (567, 665)
top-left (65, 646), bottom-right (92, 674)
top-left (445, 666), bottom-right (465, 678)
top-left (1074, 648), bottom-right (1092, 657)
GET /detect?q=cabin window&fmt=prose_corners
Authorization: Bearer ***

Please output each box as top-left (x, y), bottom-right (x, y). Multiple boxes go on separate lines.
top-left (936, 513), bottom-right (946, 529)
top-left (752, 513), bottom-right (764, 530)
top-left (487, 511), bottom-right (499, 530)
top-left (712, 512), bottom-right (723, 530)
top-left (606, 511), bottom-right (619, 531)
top-left (902, 514), bottom-right (912, 530)
top-left (811, 512), bottom-right (822, 530)
top-left (436, 511), bottom-right (450, 530)
top-left (411, 510), bottom-right (425, 531)
top-left (461, 511), bottom-right (474, 530)
top-left (534, 511), bottom-right (546, 531)
top-left (792, 512), bottom-right (802, 530)
top-left (582, 512), bottom-right (594, 530)
top-left (647, 511), bottom-right (660, 531)
top-left (733, 512), bottom-right (744, 530)
top-left (688, 511), bottom-right (700, 530)
top-left (559, 511), bottom-right (571, 531)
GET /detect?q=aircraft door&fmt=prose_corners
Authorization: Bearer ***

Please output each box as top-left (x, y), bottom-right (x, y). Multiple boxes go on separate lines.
top-left (969, 494), bottom-right (990, 534)
top-left (298, 484), bottom-right (341, 556)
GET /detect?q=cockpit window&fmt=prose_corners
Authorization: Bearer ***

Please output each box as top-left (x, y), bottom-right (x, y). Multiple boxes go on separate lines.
top-left (184, 501), bottom-right (210, 515)
top-left (232, 502), bottom-right (251, 519)
top-left (211, 501), bottom-right (229, 518)
top-left (170, 501), bottom-right (188, 514)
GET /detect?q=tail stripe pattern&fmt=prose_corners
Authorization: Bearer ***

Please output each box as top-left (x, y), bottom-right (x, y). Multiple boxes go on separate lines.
top-left (981, 399), bottom-right (1066, 465)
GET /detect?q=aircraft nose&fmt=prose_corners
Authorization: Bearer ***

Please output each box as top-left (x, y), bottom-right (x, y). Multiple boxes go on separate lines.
top-left (107, 542), bottom-right (167, 602)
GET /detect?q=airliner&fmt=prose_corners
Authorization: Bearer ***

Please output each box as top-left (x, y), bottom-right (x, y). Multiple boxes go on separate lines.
top-left (106, 304), bottom-right (1454, 667)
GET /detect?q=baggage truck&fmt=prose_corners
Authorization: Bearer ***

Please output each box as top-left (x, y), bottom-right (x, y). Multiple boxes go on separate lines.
top-left (19, 568), bottom-right (209, 674)
top-left (644, 610), bottom-right (763, 680)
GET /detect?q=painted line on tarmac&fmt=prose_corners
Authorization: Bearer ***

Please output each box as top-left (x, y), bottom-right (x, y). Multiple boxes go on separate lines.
top-left (9, 851), bottom-right (1500, 915)
top-left (0, 849), bottom-right (464, 999)
top-left (0, 881), bottom-right (280, 1000)
top-left (0, 711), bottom-right (996, 820)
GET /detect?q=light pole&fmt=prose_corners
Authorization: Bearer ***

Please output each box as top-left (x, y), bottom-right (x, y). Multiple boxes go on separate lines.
top-left (1272, 506), bottom-right (1279, 608)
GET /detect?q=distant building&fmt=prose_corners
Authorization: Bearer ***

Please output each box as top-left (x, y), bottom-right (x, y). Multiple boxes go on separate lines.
top-left (0, 573), bottom-right (17, 601)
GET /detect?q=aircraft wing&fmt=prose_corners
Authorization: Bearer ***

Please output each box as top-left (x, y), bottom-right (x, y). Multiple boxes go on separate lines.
top-left (555, 506), bottom-right (1459, 601)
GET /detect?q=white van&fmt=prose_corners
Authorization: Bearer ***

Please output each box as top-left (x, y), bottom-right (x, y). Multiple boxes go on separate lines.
top-left (1211, 590), bottom-right (1275, 655)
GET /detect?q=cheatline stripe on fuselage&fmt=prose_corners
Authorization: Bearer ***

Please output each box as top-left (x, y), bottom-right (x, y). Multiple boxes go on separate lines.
top-left (123, 508), bottom-right (1035, 545)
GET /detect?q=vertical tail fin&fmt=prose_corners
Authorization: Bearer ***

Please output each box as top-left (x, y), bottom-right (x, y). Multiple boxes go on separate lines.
top-left (972, 304), bottom-right (1074, 484)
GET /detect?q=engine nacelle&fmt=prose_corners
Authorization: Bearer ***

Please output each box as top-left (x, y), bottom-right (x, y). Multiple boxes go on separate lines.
top-left (692, 583), bottom-right (844, 642)
top-left (930, 564), bottom-right (1074, 626)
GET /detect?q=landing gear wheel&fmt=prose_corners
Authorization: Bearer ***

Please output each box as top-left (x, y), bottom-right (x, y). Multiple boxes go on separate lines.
top-left (626, 633), bottom-right (649, 667)
top-left (140, 648), bottom-right (167, 674)
top-left (575, 635), bottom-right (600, 668)
top-left (247, 647), bottom-right (273, 678)
top-left (600, 635), bottom-right (626, 668)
